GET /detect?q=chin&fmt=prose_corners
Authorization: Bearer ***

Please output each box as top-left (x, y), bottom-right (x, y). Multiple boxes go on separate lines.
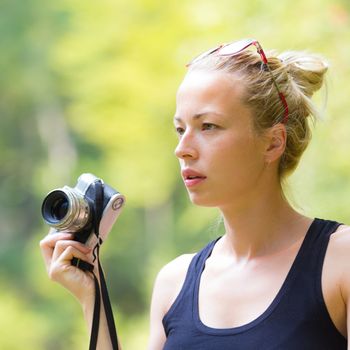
top-left (188, 192), bottom-right (221, 207)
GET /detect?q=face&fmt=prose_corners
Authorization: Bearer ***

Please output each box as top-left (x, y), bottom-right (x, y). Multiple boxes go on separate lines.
top-left (174, 69), bottom-right (268, 209)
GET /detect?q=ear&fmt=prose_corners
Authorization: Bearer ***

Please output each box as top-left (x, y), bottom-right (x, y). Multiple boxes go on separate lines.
top-left (263, 123), bottom-right (287, 163)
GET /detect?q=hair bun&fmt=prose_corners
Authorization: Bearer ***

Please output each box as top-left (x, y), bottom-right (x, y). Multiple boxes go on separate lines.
top-left (278, 51), bottom-right (328, 97)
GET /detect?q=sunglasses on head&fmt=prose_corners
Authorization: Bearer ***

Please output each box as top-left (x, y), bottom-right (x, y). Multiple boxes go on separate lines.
top-left (187, 39), bottom-right (289, 124)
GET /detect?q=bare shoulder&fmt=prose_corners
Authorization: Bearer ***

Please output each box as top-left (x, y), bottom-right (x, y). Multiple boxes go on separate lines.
top-left (326, 224), bottom-right (350, 291)
top-left (156, 254), bottom-right (195, 312)
top-left (153, 253), bottom-right (196, 315)
top-left (327, 224), bottom-right (350, 259)
top-left (157, 253), bottom-right (196, 283)
top-left (328, 224), bottom-right (350, 251)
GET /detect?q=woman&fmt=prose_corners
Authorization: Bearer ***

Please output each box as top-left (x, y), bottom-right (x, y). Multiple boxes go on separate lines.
top-left (40, 39), bottom-right (350, 349)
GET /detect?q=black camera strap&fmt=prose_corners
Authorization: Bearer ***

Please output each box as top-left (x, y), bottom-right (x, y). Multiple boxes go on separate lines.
top-left (71, 180), bottom-right (119, 350)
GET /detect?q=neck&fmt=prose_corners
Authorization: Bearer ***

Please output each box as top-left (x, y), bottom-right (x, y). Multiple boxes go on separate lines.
top-left (218, 185), bottom-right (311, 261)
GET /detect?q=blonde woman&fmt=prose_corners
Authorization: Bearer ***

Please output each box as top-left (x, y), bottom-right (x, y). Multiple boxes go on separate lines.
top-left (40, 39), bottom-right (349, 349)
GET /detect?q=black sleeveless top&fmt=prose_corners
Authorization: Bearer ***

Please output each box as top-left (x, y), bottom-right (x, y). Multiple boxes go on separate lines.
top-left (162, 218), bottom-right (347, 349)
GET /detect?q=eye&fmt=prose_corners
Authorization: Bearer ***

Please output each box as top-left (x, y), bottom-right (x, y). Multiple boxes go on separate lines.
top-left (175, 126), bottom-right (185, 136)
top-left (202, 123), bottom-right (218, 131)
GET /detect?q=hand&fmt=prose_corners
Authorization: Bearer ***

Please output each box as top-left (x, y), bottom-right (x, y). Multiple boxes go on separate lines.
top-left (40, 229), bottom-right (96, 305)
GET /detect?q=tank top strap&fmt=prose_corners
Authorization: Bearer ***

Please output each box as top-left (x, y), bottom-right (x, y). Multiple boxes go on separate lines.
top-left (192, 236), bottom-right (222, 273)
top-left (312, 217), bottom-right (343, 258)
top-left (285, 218), bottom-right (341, 274)
top-left (304, 217), bottom-right (341, 247)
top-left (292, 218), bottom-right (342, 275)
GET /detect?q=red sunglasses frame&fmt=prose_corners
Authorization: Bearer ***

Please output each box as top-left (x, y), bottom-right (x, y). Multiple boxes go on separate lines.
top-left (187, 39), bottom-right (289, 124)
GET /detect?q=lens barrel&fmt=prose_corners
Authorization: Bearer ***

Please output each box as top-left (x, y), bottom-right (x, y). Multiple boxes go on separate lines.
top-left (41, 187), bottom-right (91, 232)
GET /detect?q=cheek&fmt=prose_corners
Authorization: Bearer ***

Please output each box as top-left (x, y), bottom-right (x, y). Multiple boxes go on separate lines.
top-left (213, 138), bottom-right (265, 178)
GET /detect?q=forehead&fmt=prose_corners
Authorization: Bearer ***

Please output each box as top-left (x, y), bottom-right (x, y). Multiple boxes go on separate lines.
top-left (175, 70), bottom-right (249, 120)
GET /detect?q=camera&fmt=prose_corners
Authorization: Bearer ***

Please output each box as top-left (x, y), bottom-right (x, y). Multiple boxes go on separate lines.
top-left (41, 173), bottom-right (125, 247)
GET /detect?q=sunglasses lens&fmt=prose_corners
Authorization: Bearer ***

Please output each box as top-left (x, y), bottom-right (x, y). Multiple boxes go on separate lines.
top-left (219, 39), bottom-right (253, 55)
top-left (189, 45), bottom-right (223, 66)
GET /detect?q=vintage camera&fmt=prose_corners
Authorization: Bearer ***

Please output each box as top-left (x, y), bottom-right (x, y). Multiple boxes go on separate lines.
top-left (41, 173), bottom-right (125, 247)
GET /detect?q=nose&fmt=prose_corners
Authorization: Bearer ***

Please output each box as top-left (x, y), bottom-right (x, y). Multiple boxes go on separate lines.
top-left (174, 131), bottom-right (198, 160)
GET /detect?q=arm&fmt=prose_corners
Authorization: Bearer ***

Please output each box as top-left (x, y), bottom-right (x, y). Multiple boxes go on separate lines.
top-left (82, 293), bottom-right (122, 349)
top-left (40, 230), bottom-right (118, 350)
top-left (148, 270), bottom-right (168, 350)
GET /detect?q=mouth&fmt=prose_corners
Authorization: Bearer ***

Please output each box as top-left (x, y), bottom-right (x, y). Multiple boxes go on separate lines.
top-left (182, 169), bottom-right (207, 187)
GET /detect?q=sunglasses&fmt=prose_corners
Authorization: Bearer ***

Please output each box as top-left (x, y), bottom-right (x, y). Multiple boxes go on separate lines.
top-left (187, 39), bottom-right (289, 124)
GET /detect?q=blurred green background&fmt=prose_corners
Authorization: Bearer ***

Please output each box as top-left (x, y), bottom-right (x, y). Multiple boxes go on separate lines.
top-left (1, 0), bottom-right (349, 348)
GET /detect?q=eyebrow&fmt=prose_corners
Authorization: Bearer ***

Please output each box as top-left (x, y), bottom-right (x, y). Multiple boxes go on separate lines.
top-left (173, 111), bottom-right (224, 122)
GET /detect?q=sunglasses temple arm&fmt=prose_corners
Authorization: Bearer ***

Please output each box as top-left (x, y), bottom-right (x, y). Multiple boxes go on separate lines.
top-left (263, 61), bottom-right (289, 124)
top-left (279, 92), bottom-right (289, 124)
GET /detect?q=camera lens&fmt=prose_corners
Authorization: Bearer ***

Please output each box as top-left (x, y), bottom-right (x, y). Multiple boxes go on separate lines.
top-left (42, 190), bottom-right (69, 224)
top-left (41, 187), bottom-right (91, 231)
top-left (51, 197), bottom-right (69, 221)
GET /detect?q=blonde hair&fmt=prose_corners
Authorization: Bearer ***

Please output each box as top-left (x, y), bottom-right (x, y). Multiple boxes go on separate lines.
top-left (187, 46), bottom-right (329, 179)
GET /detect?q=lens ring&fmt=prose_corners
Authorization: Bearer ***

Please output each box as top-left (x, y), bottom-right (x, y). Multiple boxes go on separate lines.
top-left (41, 187), bottom-right (91, 231)
top-left (42, 190), bottom-right (70, 224)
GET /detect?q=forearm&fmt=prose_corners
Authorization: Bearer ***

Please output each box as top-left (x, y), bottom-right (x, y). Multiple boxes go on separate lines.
top-left (82, 296), bottom-right (122, 350)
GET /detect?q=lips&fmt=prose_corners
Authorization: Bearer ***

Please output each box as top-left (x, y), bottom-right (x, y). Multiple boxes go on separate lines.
top-left (181, 168), bottom-right (207, 187)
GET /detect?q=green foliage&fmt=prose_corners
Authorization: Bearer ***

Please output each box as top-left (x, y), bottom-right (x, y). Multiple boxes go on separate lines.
top-left (1, 0), bottom-right (350, 348)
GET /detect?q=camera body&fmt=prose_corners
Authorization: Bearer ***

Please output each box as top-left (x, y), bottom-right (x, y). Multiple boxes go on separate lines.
top-left (41, 173), bottom-right (125, 247)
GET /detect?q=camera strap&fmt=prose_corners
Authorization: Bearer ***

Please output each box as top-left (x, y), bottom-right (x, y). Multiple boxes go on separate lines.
top-left (71, 179), bottom-right (119, 350)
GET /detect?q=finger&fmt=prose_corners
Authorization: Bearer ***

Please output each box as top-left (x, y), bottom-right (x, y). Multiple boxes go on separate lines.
top-left (40, 231), bottom-right (74, 250)
top-left (58, 245), bottom-right (93, 265)
top-left (52, 240), bottom-right (92, 264)
top-left (49, 245), bottom-right (94, 281)
top-left (40, 232), bottom-right (74, 267)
